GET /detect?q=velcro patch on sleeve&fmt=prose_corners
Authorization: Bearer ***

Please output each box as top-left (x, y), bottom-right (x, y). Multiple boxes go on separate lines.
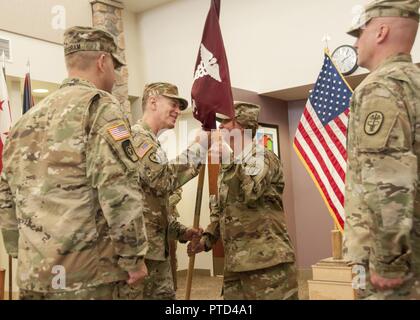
top-left (122, 140), bottom-right (139, 163)
top-left (137, 142), bottom-right (153, 159)
top-left (107, 123), bottom-right (130, 141)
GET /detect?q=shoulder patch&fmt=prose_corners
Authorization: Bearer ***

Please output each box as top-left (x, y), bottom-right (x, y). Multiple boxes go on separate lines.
top-left (148, 150), bottom-right (169, 164)
top-left (122, 140), bottom-right (139, 163)
top-left (137, 142), bottom-right (153, 159)
top-left (364, 111), bottom-right (384, 135)
top-left (108, 123), bottom-right (130, 141)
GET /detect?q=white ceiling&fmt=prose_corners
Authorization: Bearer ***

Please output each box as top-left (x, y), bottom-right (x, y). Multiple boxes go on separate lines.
top-left (120, 0), bottom-right (177, 13)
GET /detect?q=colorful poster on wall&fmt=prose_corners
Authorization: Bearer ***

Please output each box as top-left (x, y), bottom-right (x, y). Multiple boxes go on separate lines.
top-left (256, 123), bottom-right (280, 157)
top-left (215, 119), bottom-right (280, 157)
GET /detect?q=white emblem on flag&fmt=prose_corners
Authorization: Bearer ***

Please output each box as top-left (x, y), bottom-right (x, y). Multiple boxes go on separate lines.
top-left (194, 43), bottom-right (222, 82)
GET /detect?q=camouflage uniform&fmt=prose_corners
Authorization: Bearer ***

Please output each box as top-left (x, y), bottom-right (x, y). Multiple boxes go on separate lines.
top-left (168, 188), bottom-right (183, 290)
top-left (127, 83), bottom-right (205, 300)
top-left (203, 102), bottom-right (298, 300)
top-left (344, 0), bottom-right (420, 300)
top-left (0, 27), bottom-right (148, 300)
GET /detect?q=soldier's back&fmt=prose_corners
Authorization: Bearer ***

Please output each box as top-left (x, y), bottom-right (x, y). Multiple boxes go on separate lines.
top-left (2, 78), bottom-right (127, 292)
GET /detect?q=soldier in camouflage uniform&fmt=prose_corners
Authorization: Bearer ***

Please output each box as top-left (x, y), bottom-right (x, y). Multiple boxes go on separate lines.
top-left (188, 102), bottom-right (298, 300)
top-left (344, 0), bottom-right (420, 299)
top-left (124, 83), bottom-right (207, 300)
top-left (0, 26), bottom-right (148, 300)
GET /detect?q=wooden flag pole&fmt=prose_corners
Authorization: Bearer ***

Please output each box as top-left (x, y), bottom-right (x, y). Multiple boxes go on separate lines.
top-left (185, 164), bottom-right (206, 300)
top-left (8, 256), bottom-right (12, 299)
top-left (331, 223), bottom-right (343, 260)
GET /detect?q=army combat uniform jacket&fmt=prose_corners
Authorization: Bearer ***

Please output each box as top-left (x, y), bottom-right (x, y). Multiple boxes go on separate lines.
top-left (344, 54), bottom-right (420, 279)
top-left (131, 121), bottom-right (204, 261)
top-left (0, 78), bottom-right (148, 292)
top-left (203, 143), bottom-right (295, 272)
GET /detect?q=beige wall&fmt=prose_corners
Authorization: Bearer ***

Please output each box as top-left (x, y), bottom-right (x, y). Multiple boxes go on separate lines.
top-left (0, 0), bottom-right (92, 44)
top-left (0, 30), bottom-right (67, 84)
top-left (0, 1), bottom-right (142, 102)
top-left (135, 0), bottom-right (420, 95)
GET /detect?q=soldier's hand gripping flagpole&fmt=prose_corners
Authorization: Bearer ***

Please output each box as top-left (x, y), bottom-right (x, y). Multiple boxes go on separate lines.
top-left (186, 0), bottom-right (234, 299)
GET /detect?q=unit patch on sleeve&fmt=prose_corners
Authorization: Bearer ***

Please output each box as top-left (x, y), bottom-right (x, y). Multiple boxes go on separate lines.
top-left (122, 140), bottom-right (139, 163)
top-left (364, 111), bottom-right (384, 135)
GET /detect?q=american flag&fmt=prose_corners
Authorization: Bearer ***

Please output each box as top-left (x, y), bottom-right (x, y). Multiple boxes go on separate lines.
top-left (293, 52), bottom-right (353, 230)
top-left (108, 124), bottom-right (130, 141)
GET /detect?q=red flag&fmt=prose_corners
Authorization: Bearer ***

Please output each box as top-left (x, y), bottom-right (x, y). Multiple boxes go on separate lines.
top-left (191, 0), bottom-right (234, 130)
top-left (22, 72), bottom-right (34, 114)
top-left (0, 66), bottom-right (12, 172)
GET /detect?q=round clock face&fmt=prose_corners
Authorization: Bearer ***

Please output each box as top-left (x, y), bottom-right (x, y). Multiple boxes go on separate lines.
top-left (331, 45), bottom-right (358, 76)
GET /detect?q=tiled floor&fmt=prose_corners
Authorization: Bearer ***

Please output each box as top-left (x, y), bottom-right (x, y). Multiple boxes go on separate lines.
top-left (175, 271), bottom-right (310, 300)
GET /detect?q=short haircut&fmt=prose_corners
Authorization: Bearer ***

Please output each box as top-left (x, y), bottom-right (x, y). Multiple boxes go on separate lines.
top-left (65, 51), bottom-right (104, 71)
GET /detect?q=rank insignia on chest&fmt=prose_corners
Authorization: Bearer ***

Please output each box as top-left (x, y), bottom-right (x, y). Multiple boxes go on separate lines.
top-left (364, 111), bottom-right (384, 135)
top-left (122, 140), bottom-right (139, 162)
top-left (108, 123), bottom-right (130, 141)
top-left (137, 142), bottom-right (153, 159)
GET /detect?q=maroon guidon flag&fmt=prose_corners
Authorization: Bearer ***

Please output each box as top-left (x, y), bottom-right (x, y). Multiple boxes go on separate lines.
top-left (191, 0), bottom-right (234, 130)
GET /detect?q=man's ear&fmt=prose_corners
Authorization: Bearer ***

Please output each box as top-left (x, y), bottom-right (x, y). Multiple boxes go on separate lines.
top-left (149, 96), bottom-right (158, 111)
top-left (97, 53), bottom-right (107, 73)
top-left (377, 24), bottom-right (390, 44)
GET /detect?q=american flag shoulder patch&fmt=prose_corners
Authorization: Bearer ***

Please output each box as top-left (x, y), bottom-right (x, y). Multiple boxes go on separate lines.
top-left (137, 141), bottom-right (153, 159)
top-left (107, 123), bottom-right (130, 141)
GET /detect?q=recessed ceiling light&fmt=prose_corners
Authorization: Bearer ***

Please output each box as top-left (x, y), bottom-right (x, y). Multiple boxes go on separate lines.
top-left (33, 89), bottom-right (49, 94)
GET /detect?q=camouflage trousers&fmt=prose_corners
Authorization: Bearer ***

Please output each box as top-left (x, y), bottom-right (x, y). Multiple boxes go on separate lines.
top-left (114, 258), bottom-right (176, 300)
top-left (223, 262), bottom-right (299, 300)
top-left (19, 283), bottom-right (116, 300)
top-left (356, 271), bottom-right (420, 300)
